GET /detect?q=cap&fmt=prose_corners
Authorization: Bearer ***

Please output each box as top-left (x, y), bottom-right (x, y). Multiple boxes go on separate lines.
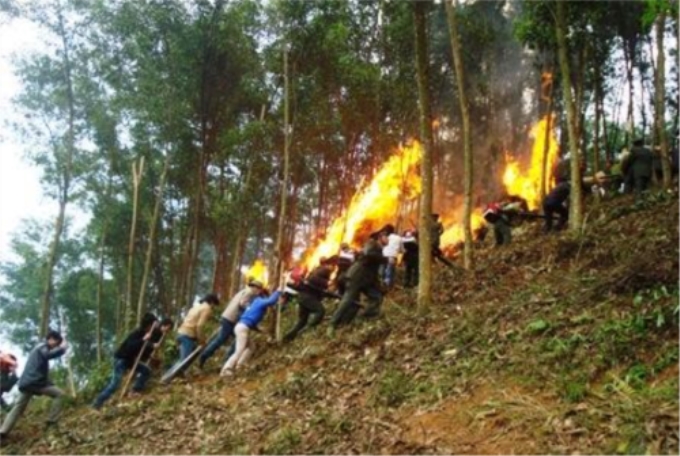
top-left (248, 280), bottom-right (264, 289)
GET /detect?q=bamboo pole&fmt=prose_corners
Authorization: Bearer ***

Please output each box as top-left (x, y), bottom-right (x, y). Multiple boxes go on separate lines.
top-left (119, 321), bottom-right (158, 400)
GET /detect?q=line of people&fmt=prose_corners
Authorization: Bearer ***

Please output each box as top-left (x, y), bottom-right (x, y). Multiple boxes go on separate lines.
top-left (0, 216), bottom-right (451, 440)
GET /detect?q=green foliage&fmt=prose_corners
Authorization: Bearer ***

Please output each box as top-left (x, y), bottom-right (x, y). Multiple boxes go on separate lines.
top-left (642, 0), bottom-right (679, 27)
top-left (76, 361), bottom-right (114, 403)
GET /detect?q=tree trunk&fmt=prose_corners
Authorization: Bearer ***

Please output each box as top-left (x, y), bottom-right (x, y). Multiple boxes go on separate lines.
top-left (136, 155), bottom-right (170, 325)
top-left (40, 200), bottom-right (67, 337)
top-left (598, 81), bottom-right (611, 165)
top-left (445, 0), bottom-right (473, 270)
top-left (273, 46), bottom-right (292, 340)
top-left (541, 70), bottom-right (555, 200)
top-left (39, 7), bottom-right (76, 337)
top-left (555, 2), bottom-right (583, 232)
top-left (593, 71), bottom-right (601, 175)
top-left (414, 1), bottom-right (434, 313)
top-left (574, 44), bottom-right (588, 149)
top-left (125, 157), bottom-right (144, 332)
top-left (624, 41), bottom-right (635, 147)
top-left (95, 213), bottom-right (109, 364)
top-left (655, 9), bottom-right (671, 189)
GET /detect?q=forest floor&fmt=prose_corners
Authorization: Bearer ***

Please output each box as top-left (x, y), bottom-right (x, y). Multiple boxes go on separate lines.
top-left (2, 192), bottom-right (679, 455)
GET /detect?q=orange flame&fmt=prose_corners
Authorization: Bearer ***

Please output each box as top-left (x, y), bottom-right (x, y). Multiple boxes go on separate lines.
top-left (302, 141), bottom-right (423, 268)
top-left (502, 114), bottom-right (558, 210)
top-left (440, 209), bottom-right (486, 247)
top-left (300, 116), bottom-right (557, 264)
top-left (244, 259), bottom-right (268, 287)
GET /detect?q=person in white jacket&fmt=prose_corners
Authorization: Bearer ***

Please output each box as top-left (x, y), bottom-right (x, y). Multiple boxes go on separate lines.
top-left (198, 281), bottom-right (263, 369)
top-left (381, 224), bottom-right (402, 288)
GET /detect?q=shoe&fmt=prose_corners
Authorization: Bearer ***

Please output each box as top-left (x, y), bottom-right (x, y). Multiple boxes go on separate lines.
top-left (220, 367), bottom-right (234, 377)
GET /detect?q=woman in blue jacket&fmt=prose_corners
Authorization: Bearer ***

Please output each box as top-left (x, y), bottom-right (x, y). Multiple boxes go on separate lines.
top-left (220, 288), bottom-right (292, 376)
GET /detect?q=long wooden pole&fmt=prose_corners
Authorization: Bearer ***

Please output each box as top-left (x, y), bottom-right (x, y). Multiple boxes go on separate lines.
top-left (119, 321), bottom-right (158, 400)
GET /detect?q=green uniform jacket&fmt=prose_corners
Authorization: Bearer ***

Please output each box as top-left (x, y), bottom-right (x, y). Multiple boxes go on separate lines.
top-left (346, 238), bottom-right (384, 287)
top-left (626, 146), bottom-right (654, 178)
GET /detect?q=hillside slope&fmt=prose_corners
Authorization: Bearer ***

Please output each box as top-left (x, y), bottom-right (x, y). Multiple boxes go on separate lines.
top-left (3, 194), bottom-right (679, 455)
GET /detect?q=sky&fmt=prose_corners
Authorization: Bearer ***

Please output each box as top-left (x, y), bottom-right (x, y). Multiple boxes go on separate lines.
top-left (0, 17), bottom-right (44, 266)
top-left (0, 16), bottom-right (45, 370)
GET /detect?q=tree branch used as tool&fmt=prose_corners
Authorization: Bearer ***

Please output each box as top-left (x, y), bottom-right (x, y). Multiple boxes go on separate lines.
top-left (119, 320), bottom-right (158, 400)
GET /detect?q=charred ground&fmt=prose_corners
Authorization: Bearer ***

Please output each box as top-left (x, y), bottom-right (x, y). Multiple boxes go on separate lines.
top-left (3, 194), bottom-right (679, 455)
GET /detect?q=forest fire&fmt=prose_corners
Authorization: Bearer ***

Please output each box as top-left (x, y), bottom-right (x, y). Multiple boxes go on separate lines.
top-left (300, 114), bottom-right (558, 267)
top-left (502, 114), bottom-right (558, 210)
top-left (244, 259), bottom-right (268, 286)
top-left (302, 141), bottom-right (423, 269)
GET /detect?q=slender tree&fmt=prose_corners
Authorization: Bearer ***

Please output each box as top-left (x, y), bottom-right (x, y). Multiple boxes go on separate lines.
top-left (414, 1), bottom-right (434, 312)
top-left (37, 3), bottom-right (77, 337)
top-left (136, 155), bottom-right (170, 325)
top-left (555, 2), bottom-right (583, 232)
top-left (445, 0), bottom-right (473, 270)
top-left (125, 157), bottom-right (144, 332)
top-left (654, 6), bottom-right (671, 188)
top-left (273, 46), bottom-right (291, 339)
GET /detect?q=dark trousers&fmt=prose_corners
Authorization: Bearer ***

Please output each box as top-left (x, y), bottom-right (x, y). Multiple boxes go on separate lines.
top-left (624, 170), bottom-right (635, 193)
top-left (93, 358), bottom-right (151, 408)
top-left (284, 292), bottom-right (325, 342)
top-left (199, 318), bottom-right (236, 366)
top-left (634, 175), bottom-right (651, 199)
top-left (404, 258), bottom-right (418, 287)
top-left (493, 218), bottom-right (512, 245)
top-left (336, 275), bottom-right (348, 296)
top-left (330, 279), bottom-right (383, 328)
top-left (543, 199), bottom-right (568, 231)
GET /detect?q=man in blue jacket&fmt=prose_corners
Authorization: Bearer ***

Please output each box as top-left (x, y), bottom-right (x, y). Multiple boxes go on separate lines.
top-left (0, 330), bottom-right (68, 439)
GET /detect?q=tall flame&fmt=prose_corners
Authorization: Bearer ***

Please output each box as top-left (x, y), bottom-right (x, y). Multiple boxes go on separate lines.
top-left (302, 141), bottom-right (423, 268)
top-left (502, 114), bottom-right (558, 210)
top-left (244, 259), bottom-right (268, 286)
top-left (300, 115), bottom-right (558, 264)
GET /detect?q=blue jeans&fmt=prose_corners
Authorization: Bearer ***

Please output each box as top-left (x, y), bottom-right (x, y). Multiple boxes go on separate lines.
top-left (199, 318), bottom-right (235, 366)
top-left (383, 258), bottom-right (397, 287)
top-left (93, 358), bottom-right (150, 408)
top-left (177, 334), bottom-right (197, 361)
